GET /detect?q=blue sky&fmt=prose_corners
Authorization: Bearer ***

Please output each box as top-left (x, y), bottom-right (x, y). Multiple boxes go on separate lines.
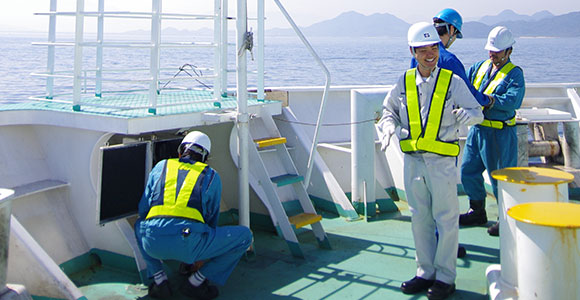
top-left (2, 0), bottom-right (580, 32)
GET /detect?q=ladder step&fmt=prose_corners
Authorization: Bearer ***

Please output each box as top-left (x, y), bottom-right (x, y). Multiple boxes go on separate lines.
top-left (254, 137), bottom-right (287, 148)
top-left (289, 213), bottom-right (323, 229)
top-left (271, 174), bottom-right (303, 187)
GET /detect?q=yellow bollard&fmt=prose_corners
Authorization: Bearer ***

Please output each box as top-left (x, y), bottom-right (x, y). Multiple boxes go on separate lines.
top-left (508, 202), bottom-right (580, 300)
top-left (488, 167), bottom-right (573, 299)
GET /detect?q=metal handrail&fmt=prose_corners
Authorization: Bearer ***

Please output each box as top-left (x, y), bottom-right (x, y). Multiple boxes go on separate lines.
top-left (35, 11), bottom-right (216, 20)
top-left (40, 0), bottom-right (224, 114)
top-left (272, 0), bottom-right (331, 189)
top-left (33, 41), bottom-right (218, 48)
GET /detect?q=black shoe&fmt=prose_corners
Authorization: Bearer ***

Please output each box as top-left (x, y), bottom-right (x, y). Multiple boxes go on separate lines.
top-left (148, 280), bottom-right (172, 299)
top-left (487, 221), bottom-right (499, 236)
top-left (459, 208), bottom-right (487, 226)
top-left (427, 280), bottom-right (456, 300)
top-left (457, 245), bottom-right (466, 258)
top-left (180, 280), bottom-right (219, 300)
top-left (400, 276), bottom-right (435, 294)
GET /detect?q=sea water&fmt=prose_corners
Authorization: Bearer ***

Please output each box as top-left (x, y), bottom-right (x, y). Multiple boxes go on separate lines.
top-left (0, 33), bottom-right (579, 102)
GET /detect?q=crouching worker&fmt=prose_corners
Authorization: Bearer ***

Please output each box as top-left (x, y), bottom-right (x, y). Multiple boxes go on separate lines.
top-left (377, 22), bottom-right (483, 300)
top-left (135, 131), bottom-right (253, 299)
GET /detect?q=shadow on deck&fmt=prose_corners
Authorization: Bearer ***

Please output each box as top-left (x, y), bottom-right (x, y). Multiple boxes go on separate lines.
top-left (63, 195), bottom-right (499, 300)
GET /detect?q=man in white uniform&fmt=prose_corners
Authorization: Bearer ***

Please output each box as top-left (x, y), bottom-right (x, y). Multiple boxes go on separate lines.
top-left (377, 22), bottom-right (483, 300)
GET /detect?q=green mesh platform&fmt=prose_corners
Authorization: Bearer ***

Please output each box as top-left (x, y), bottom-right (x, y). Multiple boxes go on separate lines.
top-left (0, 90), bottom-right (277, 119)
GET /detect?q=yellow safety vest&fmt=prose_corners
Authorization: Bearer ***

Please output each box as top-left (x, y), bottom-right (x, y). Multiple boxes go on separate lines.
top-left (146, 159), bottom-right (207, 222)
top-left (473, 59), bottom-right (516, 95)
top-left (473, 59), bottom-right (518, 129)
top-left (399, 68), bottom-right (460, 157)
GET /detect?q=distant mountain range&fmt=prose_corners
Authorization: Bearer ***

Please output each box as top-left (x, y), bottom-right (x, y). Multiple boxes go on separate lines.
top-left (282, 9), bottom-right (580, 38)
top-left (126, 9), bottom-right (580, 39)
top-left (268, 10), bottom-right (409, 37)
top-left (476, 9), bottom-right (554, 25)
top-left (463, 10), bottom-right (580, 38)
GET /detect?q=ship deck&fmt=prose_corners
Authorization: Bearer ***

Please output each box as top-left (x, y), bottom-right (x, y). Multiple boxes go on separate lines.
top-left (61, 194), bottom-right (500, 300)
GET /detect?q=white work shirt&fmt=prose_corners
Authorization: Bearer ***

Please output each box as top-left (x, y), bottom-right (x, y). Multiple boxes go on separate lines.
top-left (380, 67), bottom-right (482, 156)
top-left (378, 67), bottom-right (482, 284)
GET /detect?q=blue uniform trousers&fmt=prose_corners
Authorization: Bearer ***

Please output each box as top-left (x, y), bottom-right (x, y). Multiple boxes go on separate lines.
top-left (135, 218), bottom-right (252, 286)
top-left (461, 125), bottom-right (518, 203)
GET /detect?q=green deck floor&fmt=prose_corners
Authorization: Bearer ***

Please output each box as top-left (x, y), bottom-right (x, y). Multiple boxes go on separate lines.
top-left (62, 194), bottom-right (500, 300)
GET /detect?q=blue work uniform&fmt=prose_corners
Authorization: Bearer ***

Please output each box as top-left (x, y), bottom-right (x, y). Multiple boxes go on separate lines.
top-left (461, 58), bottom-right (525, 203)
top-left (134, 157), bottom-right (252, 286)
top-left (411, 41), bottom-right (489, 106)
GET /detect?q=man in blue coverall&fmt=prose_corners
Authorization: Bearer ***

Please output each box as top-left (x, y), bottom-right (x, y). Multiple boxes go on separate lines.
top-left (459, 26), bottom-right (526, 236)
top-left (135, 131), bottom-right (253, 299)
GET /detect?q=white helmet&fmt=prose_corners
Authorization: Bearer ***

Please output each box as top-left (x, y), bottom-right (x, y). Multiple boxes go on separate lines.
top-left (179, 131), bottom-right (211, 157)
top-left (485, 26), bottom-right (515, 52)
top-left (408, 22), bottom-right (441, 47)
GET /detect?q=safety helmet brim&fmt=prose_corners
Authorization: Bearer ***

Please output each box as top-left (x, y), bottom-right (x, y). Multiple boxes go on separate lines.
top-left (434, 22), bottom-right (463, 39)
top-left (410, 41), bottom-right (440, 47)
top-left (484, 40), bottom-right (515, 52)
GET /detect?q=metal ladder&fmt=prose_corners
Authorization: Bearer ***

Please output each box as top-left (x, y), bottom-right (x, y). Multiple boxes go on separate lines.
top-left (230, 110), bottom-right (331, 258)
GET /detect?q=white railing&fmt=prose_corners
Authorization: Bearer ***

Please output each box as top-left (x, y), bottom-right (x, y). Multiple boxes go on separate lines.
top-left (31, 0), bottom-right (267, 114)
top-left (272, 0), bottom-right (331, 188)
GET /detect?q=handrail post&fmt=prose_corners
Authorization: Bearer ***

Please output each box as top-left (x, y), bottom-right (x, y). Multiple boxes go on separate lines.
top-left (46, 0), bottom-right (57, 100)
top-left (148, 0), bottom-right (162, 114)
top-left (256, 0), bottom-right (265, 100)
top-left (72, 0), bottom-right (85, 111)
top-left (237, 0), bottom-right (250, 228)
top-left (213, 0), bottom-right (222, 101)
top-left (220, 0), bottom-right (228, 97)
top-left (272, 0), bottom-right (331, 189)
top-left (95, 0), bottom-right (105, 97)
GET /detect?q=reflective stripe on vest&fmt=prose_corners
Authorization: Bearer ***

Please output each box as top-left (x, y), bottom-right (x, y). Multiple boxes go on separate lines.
top-left (473, 59), bottom-right (517, 95)
top-left (400, 68), bottom-right (460, 157)
top-left (473, 59), bottom-right (518, 129)
top-left (146, 159), bottom-right (207, 222)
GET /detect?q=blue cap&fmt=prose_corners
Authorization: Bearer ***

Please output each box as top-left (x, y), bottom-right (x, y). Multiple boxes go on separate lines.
top-left (433, 8), bottom-right (463, 38)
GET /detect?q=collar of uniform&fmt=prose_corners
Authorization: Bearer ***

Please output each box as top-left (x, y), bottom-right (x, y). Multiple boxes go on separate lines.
top-left (415, 66), bottom-right (440, 85)
top-left (178, 157), bottom-right (199, 164)
top-left (490, 57), bottom-right (512, 74)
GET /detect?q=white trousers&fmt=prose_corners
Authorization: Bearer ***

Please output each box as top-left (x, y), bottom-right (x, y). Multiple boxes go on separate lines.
top-left (404, 153), bottom-right (459, 284)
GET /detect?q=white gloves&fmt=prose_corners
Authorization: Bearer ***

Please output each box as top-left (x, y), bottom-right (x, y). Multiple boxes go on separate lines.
top-left (453, 108), bottom-right (472, 125)
top-left (376, 123), bottom-right (395, 151)
top-left (453, 107), bottom-right (484, 126)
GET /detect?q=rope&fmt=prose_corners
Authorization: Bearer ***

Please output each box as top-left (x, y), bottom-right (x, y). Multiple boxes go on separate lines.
top-left (237, 30), bottom-right (254, 60)
top-left (161, 64), bottom-right (212, 90)
top-left (273, 116), bottom-right (376, 127)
